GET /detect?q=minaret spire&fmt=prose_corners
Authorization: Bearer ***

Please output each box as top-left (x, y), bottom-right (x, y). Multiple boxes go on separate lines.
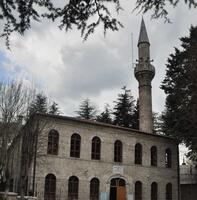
top-left (134, 18), bottom-right (155, 133)
top-left (138, 17), bottom-right (149, 45)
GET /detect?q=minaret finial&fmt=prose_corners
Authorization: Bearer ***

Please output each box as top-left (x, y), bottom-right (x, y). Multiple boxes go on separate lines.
top-left (138, 17), bottom-right (150, 46)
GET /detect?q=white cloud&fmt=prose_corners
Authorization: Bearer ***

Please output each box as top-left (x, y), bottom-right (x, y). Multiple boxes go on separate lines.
top-left (0, 1), bottom-right (197, 118)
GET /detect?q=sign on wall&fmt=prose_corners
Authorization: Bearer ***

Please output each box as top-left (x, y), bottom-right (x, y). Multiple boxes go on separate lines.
top-left (127, 193), bottom-right (134, 200)
top-left (100, 192), bottom-right (108, 200)
top-left (112, 165), bottom-right (124, 174)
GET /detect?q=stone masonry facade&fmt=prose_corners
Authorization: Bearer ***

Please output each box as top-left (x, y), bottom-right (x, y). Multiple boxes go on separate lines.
top-left (27, 114), bottom-right (179, 200)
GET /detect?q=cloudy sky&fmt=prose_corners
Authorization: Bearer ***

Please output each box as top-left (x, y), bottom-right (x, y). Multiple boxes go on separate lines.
top-left (0, 1), bottom-right (196, 160)
top-left (0, 2), bottom-right (196, 115)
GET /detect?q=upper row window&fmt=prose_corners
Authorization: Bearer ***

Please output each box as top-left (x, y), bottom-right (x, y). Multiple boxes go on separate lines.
top-left (135, 143), bottom-right (142, 164)
top-left (47, 130), bottom-right (172, 168)
top-left (114, 140), bottom-right (122, 163)
top-left (70, 134), bottom-right (81, 158)
top-left (92, 137), bottom-right (101, 160)
top-left (47, 130), bottom-right (59, 155)
top-left (151, 146), bottom-right (157, 166)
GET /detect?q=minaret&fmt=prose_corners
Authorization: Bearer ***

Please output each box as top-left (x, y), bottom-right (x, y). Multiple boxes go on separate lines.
top-left (134, 18), bottom-right (155, 133)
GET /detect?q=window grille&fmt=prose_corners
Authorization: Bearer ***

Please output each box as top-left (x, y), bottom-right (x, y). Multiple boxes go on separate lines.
top-left (47, 130), bottom-right (59, 155)
top-left (135, 143), bottom-right (142, 164)
top-left (70, 134), bottom-right (81, 158)
top-left (44, 174), bottom-right (56, 200)
top-left (68, 176), bottom-right (79, 200)
top-left (90, 178), bottom-right (100, 200)
top-left (91, 137), bottom-right (101, 160)
top-left (114, 140), bottom-right (123, 163)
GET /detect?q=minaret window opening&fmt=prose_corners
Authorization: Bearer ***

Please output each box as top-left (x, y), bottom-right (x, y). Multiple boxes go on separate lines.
top-left (135, 143), bottom-right (142, 165)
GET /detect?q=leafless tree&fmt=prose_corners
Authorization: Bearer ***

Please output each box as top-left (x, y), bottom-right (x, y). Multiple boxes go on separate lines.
top-left (20, 116), bottom-right (42, 198)
top-left (0, 80), bottom-right (36, 199)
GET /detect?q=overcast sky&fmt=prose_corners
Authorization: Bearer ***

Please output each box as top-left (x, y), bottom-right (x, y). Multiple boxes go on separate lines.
top-left (0, 2), bottom-right (196, 116)
top-left (0, 1), bottom-right (196, 161)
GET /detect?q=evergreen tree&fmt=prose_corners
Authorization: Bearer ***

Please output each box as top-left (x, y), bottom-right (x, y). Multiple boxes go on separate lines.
top-left (131, 99), bottom-right (139, 129)
top-left (28, 93), bottom-right (48, 116)
top-left (113, 86), bottom-right (135, 128)
top-left (76, 98), bottom-right (97, 120)
top-left (1, 0), bottom-right (197, 48)
top-left (153, 112), bottom-right (163, 135)
top-left (96, 104), bottom-right (112, 124)
top-left (49, 102), bottom-right (60, 115)
top-left (161, 26), bottom-right (197, 162)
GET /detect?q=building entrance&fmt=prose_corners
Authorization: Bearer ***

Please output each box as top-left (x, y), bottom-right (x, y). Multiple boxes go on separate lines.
top-left (110, 178), bottom-right (126, 200)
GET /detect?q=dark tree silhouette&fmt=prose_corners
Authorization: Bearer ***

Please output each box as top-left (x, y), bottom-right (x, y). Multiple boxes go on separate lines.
top-left (76, 98), bottom-right (97, 120)
top-left (49, 102), bottom-right (60, 115)
top-left (113, 86), bottom-right (135, 128)
top-left (1, 0), bottom-right (197, 47)
top-left (28, 94), bottom-right (48, 116)
top-left (161, 26), bottom-right (197, 162)
top-left (0, 0), bottom-right (122, 47)
top-left (135, 0), bottom-right (197, 22)
top-left (131, 99), bottom-right (139, 130)
top-left (96, 104), bottom-right (112, 124)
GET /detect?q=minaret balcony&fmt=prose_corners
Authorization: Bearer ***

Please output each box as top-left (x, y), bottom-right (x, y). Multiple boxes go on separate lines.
top-left (134, 62), bottom-right (155, 79)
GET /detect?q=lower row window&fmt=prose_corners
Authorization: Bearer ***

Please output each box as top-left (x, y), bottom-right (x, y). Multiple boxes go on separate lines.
top-left (44, 174), bottom-right (172, 200)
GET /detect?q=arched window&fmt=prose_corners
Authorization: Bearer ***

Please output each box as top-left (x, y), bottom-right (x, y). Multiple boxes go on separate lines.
top-left (135, 181), bottom-right (142, 200)
top-left (90, 178), bottom-right (100, 200)
top-left (44, 174), bottom-right (56, 200)
top-left (135, 143), bottom-right (142, 164)
top-left (114, 140), bottom-right (122, 162)
top-left (47, 130), bottom-right (59, 155)
top-left (68, 176), bottom-right (79, 200)
top-left (165, 148), bottom-right (172, 168)
top-left (91, 137), bottom-right (101, 160)
top-left (166, 183), bottom-right (172, 200)
top-left (151, 146), bottom-right (157, 166)
top-left (151, 182), bottom-right (158, 200)
top-left (70, 134), bottom-right (81, 158)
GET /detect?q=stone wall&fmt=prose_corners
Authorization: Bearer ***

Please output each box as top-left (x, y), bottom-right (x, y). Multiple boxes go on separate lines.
top-left (29, 116), bottom-right (179, 200)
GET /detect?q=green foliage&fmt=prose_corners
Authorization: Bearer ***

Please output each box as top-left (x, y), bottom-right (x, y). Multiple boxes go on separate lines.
top-left (28, 93), bottom-right (48, 116)
top-left (131, 99), bottom-right (139, 129)
top-left (135, 0), bottom-right (197, 22)
top-left (161, 26), bottom-right (197, 162)
top-left (2, 0), bottom-right (197, 47)
top-left (96, 104), bottom-right (112, 124)
top-left (28, 94), bottom-right (61, 117)
top-left (113, 86), bottom-right (135, 128)
top-left (0, 0), bottom-right (123, 47)
top-left (76, 98), bottom-right (97, 120)
top-left (152, 112), bottom-right (163, 134)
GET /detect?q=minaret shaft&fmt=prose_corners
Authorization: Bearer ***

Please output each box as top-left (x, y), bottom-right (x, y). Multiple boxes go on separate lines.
top-left (134, 18), bottom-right (155, 133)
top-left (138, 76), bottom-right (153, 133)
